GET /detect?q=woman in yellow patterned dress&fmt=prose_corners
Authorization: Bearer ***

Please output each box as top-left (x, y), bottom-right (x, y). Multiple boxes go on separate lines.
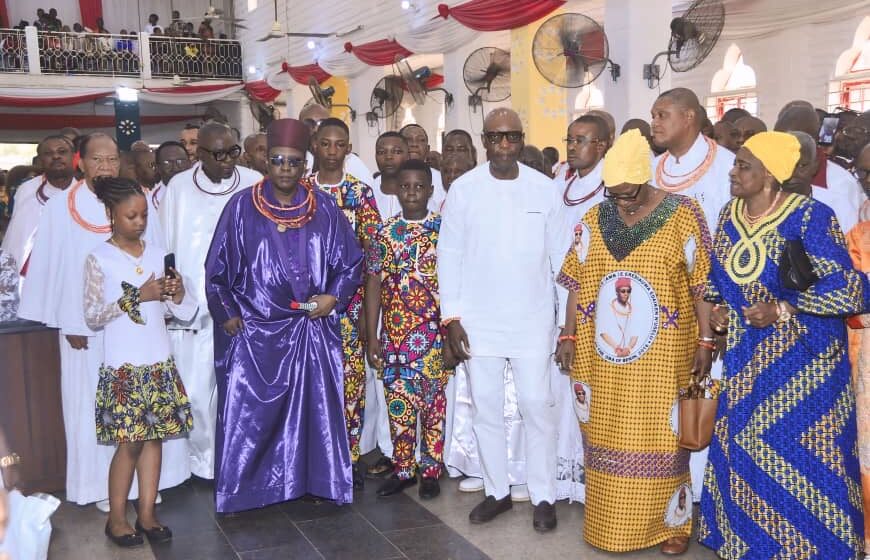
top-left (556, 129), bottom-right (715, 555)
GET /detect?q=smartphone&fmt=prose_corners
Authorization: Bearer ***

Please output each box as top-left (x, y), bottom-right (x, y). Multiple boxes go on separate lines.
top-left (164, 253), bottom-right (176, 279)
top-left (818, 115), bottom-right (839, 146)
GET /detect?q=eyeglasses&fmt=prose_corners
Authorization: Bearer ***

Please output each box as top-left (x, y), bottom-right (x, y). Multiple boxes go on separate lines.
top-left (200, 145), bottom-right (241, 162)
top-left (563, 136), bottom-right (600, 147)
top-left (603, 184), bottom-right (644, 200)
top-left (268, 154), bottom-right (306, 168)
top-left (483, 131), bottom-right (524, 144)
top-left (160, 158), bottom-right (188, 168)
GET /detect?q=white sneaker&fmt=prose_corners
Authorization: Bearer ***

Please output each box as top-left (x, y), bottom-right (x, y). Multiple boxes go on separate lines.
top-left (458, 477), bottom-right (484, 493)
top-left (95, 499), bottom-right (110, 513)
top-left (155, 492), bottom-right (162, 505)
top-left (510, 484), bottom-right (530, 502)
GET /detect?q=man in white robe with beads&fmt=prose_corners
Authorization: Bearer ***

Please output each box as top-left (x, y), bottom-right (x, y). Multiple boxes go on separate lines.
top-left (649, 88), bottom-right (731, 501)
top-left (18, 133), bottom-right (187, 506)
top-left (159, 122), bottom-right (262, 479)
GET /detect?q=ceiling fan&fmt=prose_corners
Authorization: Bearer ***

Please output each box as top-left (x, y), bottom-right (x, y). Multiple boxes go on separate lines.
top-left (258, 0), bottom-right (332, 41)
top-left (179, 3), bottom-right (248, 30)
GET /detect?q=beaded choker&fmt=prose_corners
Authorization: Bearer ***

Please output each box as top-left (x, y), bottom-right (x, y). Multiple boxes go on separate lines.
top-left (193, 166), bottom-right (240, 197)
top-left (251, 179), bottom-right (316, 232)
top-left (150, 184), bottom-right (163, 209)
top-left (655, 136), bottom-right (717, 192)
top-left (563, 172), bottom-right (604, 207)
top-left (68, 179), bottom-right (111, 234)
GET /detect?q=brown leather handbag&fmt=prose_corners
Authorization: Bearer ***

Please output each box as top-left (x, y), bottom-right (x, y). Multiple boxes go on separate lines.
top-left (678, 372), bottom-right (720, 451)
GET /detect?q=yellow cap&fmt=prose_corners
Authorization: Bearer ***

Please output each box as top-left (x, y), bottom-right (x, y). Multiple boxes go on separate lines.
top-left (602, 128), bottom-right (651, 187)
top-left (742, 131), bottom-right (801, 183)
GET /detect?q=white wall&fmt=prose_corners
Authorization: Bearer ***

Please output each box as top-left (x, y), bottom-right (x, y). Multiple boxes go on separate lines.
top-left (670, 15), bottom-right (865, 126)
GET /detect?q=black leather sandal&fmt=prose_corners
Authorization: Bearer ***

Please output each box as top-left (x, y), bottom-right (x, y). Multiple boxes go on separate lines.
top-left (135, 519), bottom-right (173, 543)
top-left (104, 522), bottom-right (144, 548)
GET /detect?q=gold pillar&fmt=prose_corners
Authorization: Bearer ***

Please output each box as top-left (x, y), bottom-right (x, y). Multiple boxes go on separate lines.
top-left (322, 77), bottom-right (353, 123)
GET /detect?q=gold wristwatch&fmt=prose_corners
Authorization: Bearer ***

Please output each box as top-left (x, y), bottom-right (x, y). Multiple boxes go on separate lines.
top-left (0, 452), bottom-right (20, 468)
top-left (776, 301), bottom-right (793, 323)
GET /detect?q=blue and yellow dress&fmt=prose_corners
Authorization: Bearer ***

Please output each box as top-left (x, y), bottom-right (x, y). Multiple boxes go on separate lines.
top-left (700, 193), bottom-right (870, 559)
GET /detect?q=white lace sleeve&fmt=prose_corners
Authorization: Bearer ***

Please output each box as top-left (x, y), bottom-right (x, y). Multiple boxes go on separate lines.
top-left (0, 250), bottom-right (19, 322)
top-left (83, 254), bottom-right (123, 330)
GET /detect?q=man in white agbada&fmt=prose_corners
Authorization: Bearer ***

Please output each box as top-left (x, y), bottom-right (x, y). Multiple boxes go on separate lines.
top-left (438, 108), bottom-right (570, 531)
top-left (150, 140), bottom-right (192, 210)
top-left (1, 135), bottom-right (76, 294)
top-left (18, 133), bottom-right (189, 506)
top-left (159, 122), bottom-right (262, 479)
top-left (650, 88), bottom-right (731, 499)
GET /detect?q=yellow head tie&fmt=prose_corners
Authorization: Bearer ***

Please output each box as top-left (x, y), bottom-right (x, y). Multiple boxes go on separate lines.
top-left (602, 128), bottom-right (652, 187)
top-left (742, 131), bottom-right (801, 184)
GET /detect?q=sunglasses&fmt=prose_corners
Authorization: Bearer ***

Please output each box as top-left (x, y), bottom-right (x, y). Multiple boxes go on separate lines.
top-left (268, 154), bottom-right (306, 168)
top-left (603, 184), bottom-right (644, 200)
top-left (483, 131), bottom-right (524, 144)
top-left (200, 145), bottom-right (241, 162)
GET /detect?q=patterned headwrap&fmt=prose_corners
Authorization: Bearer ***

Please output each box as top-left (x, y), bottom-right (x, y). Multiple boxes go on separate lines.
top-left (602, 128), bottom-right (651, 187)
top-left (742, 131), bottom-right (801, 183)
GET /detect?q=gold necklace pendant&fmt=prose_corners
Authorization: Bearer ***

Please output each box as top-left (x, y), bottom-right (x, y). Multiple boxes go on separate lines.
top-left (135, 265), bottom-right (144, 275)
top-left (277, 223), bottom-right (287, 232)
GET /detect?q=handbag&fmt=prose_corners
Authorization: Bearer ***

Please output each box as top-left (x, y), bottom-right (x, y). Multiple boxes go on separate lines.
top-left (677, 372), bottom-right (720, 451)
top-left (780, 239), bottom-right (818, 292)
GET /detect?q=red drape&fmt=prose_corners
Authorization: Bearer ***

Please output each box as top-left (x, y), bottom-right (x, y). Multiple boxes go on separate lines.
top-left (437, 0), bottom-right (564, 32)
top-left (281, 62), bottom-right (331, 86)
top-left (0, 0), bottom-right (9, 28)
top-left (78, 0), bottom-right (103, 32)
top-left (244, 80), bottom-right (281, 103)
top-left (0, 90), bottom-right (112, 107)
top-left (0, 113), bottom-right (198, 130)
top-left (344, 39), bottom-right (412, 66)
top-left (143, 82), bottom-right (242, 94)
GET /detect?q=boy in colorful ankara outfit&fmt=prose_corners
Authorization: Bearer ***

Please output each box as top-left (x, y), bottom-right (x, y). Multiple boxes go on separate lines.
top-left (365, 159), bottom-right (452, 500)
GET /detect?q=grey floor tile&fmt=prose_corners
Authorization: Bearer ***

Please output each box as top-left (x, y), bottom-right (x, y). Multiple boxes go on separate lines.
top-left (351, 487), bottom-right (441, 532)
top-left (217, 506), bottom-right (305, 553)
top-left (149, 527), bottom-right (237, 560)
top-left (239, 543), bottom-right (324, 560)
top-left (296, 510), bottom-right (404, 560)
top-left (280, 496), bottom-right (348, 522)
top-left (384, 524), bottom-right (490, 560)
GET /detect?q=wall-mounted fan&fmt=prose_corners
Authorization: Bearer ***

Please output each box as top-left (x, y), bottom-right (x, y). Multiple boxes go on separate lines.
top-left (532, 13), bottom-right (620, 88)
top-left (258, 0), bottom-right (332, 41)
top-left (462, 47), bottom-right (511, 111)
top-left (307, 77), bottom-right (357, 121)
top-left (248, 98), bottom-right (277, 131)
top-left (365, 75), bottom-right (404, 127)
top-left (643, 0), bottom-right (724, 88)
top-left (394, 56), bottom-right (453, 111)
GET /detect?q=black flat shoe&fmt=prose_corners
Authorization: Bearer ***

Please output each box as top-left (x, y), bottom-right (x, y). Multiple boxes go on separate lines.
top-left (377, 474), bottom-right (417, 497)
top-left (532, 501), bottom-right (557, 532)
top-left (352, 463), bottom-right (365, 490)
top-left (104, 522), bottom-right (144, 548)
top-left (367, 456), bottom-right (393, 477)
top-left (419, 477), bottom-right (440, 500)
top-left (469, 495), bottom-right (512, 524)
top-left (135, 520), bottom-right (173, 543)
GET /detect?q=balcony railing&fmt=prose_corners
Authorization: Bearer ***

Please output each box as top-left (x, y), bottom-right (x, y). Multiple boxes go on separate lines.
top-left (0, 27), bottom-right (242, 82)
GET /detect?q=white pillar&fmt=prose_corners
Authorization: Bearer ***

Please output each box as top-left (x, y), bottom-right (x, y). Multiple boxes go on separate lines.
top-left (139, 32), bottom-right (152, 80)
top-left (603, 0), bottom-right (672, 129)
top-left (24, 26), bottom-right (40, 75)
top-left (442, 30), bottom-right (511, 158)
top-left (347, 65), bottom-right (388, 173)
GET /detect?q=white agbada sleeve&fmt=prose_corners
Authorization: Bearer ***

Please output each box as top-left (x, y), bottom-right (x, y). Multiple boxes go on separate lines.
top-left (548, 203), bottom-right (573, 327)
top-left (17, 194), bottom-right (68, 327)
top-left (437, 177), bottom-right (466, 320)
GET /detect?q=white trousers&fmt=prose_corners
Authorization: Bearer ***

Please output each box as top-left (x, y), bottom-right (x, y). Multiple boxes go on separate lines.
top-left (466, 354), bottom-right (556, 505)
top-left (169, 325), bottom-right (217, 479)
top-left (59, 334), bottom-right (190, 504)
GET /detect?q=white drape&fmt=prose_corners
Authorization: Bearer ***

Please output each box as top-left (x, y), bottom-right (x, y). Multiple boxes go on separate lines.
top-left (394, 16), bottom-right (478, 54)
top-left (139, 83), bottom-right (244, 104)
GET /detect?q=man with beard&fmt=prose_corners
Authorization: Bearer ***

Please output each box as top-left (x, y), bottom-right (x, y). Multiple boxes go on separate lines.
top-left (1, 135), bottom-right (75, 292)
top-left (400, 124), bottom-right (446, 208)
top-left (242, 132), bottom-right (268, 175)
top-left (151, 141), bottom-right (191, 209)
top-left (160, 122), bottom-right (262, 479)
top-left (18, 134), bottom-right (187, 509)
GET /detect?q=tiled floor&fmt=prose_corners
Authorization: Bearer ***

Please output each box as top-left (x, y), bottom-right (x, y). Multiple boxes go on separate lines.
top-left (44, 466), bottom-right (720, 559)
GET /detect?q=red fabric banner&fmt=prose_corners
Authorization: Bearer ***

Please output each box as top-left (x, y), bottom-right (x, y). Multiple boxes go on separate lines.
top-left (245, 80), bottom-right (281, 103)
top-left (0, 90), bottom-right (112, 107)
top-left (344, 39), bottom-right (412, 67)
top-left (78, 0), bottom-right (103, 32)
top-left (0, 0), bottom-right (9, 28)
top-left (281, 62), bottom-right (332, 86)
top-left (437, 0), bottom-right (564, 32)
top-left (143, 82), bottom-right (242, 94)
top-left (0, 113), bottom-right (198, 130)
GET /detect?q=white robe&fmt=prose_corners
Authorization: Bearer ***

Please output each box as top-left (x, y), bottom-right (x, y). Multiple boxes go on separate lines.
top-left (813, 163), bottom-right (866, 235)
top-left (149, 181), bottom-right (167, 210)
top-left (651, 133), bottom-right (731, 500)
top-left (555, 160), bottom-right (605, 231)
top-left (17, 181), bottom-right (188, 504)
top-left (159, 163), bottom-right (262, 479)
top-left (0, 174), bottom-right (71, 293)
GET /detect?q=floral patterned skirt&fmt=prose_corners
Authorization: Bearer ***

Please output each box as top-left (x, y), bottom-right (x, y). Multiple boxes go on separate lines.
top-left (95, 357), bottom-right (193, 444)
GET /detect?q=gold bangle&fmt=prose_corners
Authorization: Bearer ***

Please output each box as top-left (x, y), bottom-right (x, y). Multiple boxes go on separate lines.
top-left (0, 453), bottom-right (20, 468)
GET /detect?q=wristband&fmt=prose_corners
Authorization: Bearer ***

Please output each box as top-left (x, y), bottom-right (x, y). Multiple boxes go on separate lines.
top-left (0, 452), bottom-right (20, 468)
top-left (558, 335), bottom-right (577, 342)
top-left (697, 340), bottom-right (716, 351)
top-left (698, 336), bottom-right (716, 343)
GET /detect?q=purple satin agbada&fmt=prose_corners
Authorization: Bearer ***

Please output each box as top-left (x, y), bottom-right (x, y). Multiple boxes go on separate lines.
top-left (205, 181), bottom-right (363, 513)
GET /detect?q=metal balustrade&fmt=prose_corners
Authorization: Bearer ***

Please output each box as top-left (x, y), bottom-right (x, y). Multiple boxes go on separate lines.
top-left (0, 27), bottom-right (242, 82)
top-left (0, 29), bottom-right (27, 73)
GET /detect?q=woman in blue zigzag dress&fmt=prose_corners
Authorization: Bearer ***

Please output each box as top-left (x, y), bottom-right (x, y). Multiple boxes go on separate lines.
top-left (700, 131), bottom-right (870, 559)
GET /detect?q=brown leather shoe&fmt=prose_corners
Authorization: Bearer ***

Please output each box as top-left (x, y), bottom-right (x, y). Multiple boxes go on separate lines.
top-left (469, 495), bottom-right (512, 524)
top-left (532, 501), bottom-right (557, 532)
top-left (660, 536), bottom-right (689, 555)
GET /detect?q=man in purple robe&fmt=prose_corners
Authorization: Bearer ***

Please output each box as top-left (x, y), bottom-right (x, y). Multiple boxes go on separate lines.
top-left (206, 118), bottom-right (363, 513)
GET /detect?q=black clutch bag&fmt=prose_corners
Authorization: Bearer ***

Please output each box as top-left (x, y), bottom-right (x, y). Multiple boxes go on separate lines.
top-left (779, 239), bottom-right (818, 291)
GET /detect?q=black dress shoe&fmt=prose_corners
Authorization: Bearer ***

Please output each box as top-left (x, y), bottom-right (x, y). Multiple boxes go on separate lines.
top-left (352, 463), bottom-right (365, 490)
top-left (135, 520), bottom-right (173, 543)
top-left (419, 477), bottom-right (440, 500)
top-left (377, 474), bottom-right (417, 497)
top-left (367, 456), bottom-right (393, 477)
top-left (104, 522), bottom-right (144, 548)
top-left (533, 501), bottom-right (557, 532)
top-left (469, 495), bottom-right (512, 524)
